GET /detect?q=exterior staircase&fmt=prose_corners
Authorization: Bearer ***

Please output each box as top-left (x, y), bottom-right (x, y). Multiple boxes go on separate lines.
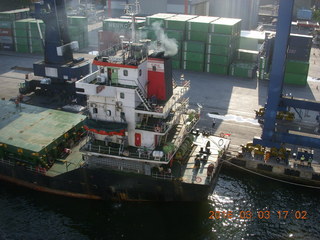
top-left (135, 86), bottom-right (152, 111)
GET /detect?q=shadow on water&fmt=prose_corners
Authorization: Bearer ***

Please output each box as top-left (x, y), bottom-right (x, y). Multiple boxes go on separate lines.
top-left (0, 169), bottom-right (320, 240)
top-left (0, 182), bottom-right (217, 240)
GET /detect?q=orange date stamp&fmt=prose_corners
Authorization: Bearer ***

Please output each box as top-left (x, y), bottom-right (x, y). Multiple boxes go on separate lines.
top-left (209, 210), bottom-right (308, 220)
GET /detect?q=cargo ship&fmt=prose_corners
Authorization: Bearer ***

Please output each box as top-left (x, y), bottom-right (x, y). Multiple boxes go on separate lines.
top-left (0, 1), bottom-right (230, 201)
top-left (0, 42), bottom-right (230, 201)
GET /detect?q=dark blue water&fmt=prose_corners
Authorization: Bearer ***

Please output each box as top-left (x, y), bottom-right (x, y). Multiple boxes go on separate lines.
top-left (0, 168), bottom-right (319, 240)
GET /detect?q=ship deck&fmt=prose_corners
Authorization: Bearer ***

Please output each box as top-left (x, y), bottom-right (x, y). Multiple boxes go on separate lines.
top-left (180, 133), bottom-right (230, 185)
top-left (46, 138), bottom-right (87, 177)
top-left (0, 100), bottom-right (85, 153)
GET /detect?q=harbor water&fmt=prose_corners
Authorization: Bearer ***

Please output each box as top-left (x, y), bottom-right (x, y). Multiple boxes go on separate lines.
top-left (0, 167), bottom-right (319, 240)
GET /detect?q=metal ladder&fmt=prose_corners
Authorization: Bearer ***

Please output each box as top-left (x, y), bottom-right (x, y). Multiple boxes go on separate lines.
top-left (135, 86), bottom-right (152, 111)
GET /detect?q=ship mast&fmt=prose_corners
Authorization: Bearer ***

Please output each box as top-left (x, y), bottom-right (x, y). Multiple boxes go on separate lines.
top-left (123, 0), bottom-right (140, 43)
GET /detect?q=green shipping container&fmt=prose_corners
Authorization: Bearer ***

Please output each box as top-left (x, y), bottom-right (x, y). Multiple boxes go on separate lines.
top-left (172, 60), bottom-right (181, 69)
top-left (0, 8), bottom-right (29, 21)
top-left (229, 62), bottom-right (256, 78)
top-left (285, 60), bottom-right (309, 75)
top-left (15, 44), bottom-right (29, 53)
top-left (259, 56), bottom-right (267, 80)
top-left (67, 16), bottom-right (88, 26)
top-left (186, 30), bottom-right (207, 42)
top-left (182, 51), bottom-right (205, 63)
top-left (186, 16), bottom-right (219, 32)
top-left (207, 33), bottom-right (234, 46)
top-left (146, 13), bottom-right (176, 27)
top-left (236, 49), bottom-right (259, 62)
top-left (206, 54), bottom-right (233, 65)
top-left (165, 29), bottom-right (184, 41)
top-left (206, 44), bottom-right (236, 56)
top-left (182, 60), bottom-right (204, 72)
top-left (165, 14), bottom-right (197, 31)
top-left (206, 63), bottom-right (229, 75)
top-left (29, 20), bottom-right (45, 38)
top-left (0, 21), bottom-right (12, 28)
top-left (183, 41), bottom-right (205, 53)
top-left (13, 18), bottom-right (33, 38)
top-left (172, 50), bottom-right (181, 60)
top-left (284, 72), bottom-right (307, 85)
top-left (209, 18), bottom-right (241, 35)
top-left (15, 37), bottom-right (28, 45)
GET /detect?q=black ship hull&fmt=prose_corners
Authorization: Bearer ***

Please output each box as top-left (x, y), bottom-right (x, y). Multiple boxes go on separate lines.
top-left (0, 160), bottom-right (222, 201)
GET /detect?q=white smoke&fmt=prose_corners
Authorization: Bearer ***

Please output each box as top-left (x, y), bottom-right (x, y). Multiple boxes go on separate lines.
top-left (151, 21), bottom-right (178, 57)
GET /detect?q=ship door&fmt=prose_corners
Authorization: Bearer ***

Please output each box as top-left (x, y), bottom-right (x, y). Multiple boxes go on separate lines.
top-left (135, 133), bottom-right (141, 146)
top-left (107, 68), bottom-right (112, 83)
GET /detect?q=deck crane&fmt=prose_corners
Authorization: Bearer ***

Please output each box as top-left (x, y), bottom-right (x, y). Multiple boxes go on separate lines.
top-left (19, 0), bottom-right (91, 101)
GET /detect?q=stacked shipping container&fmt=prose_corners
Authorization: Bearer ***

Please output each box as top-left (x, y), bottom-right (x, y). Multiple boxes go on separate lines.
top-left (68, 16), bottom-right (89, 50)
top-left (99, 18), bottom-right (145, 51)
top-left (0, 8), bottom-right (29, 51)
top-left (284, 34), bottom-right (312, 85)
top-left (206, 18), bottom-right (241, 75)
top-left (164, 15), bottom-right (199, 71)
top-left (183, 16), bottom-right (219, 72)
top-left (259, 33), bottom-right (312, 85)
top-left (29, 19), bottom-right (45, 54)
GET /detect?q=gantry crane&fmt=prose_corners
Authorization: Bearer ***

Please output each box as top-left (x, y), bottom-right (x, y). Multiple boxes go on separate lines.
top-left (253, 0), bottom-right (320, 149)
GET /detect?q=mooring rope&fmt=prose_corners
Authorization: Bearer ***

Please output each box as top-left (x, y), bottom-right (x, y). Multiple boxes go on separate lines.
top-left (222, 158), bottom-right (320, 190)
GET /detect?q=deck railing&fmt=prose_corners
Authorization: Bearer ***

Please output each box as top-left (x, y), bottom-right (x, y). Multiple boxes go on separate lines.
top-left (82, 143), bottom-right (170, 162)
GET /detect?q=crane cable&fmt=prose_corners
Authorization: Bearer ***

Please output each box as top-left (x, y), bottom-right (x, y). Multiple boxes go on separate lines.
top-left (222, 158), bottom-right (320, 190)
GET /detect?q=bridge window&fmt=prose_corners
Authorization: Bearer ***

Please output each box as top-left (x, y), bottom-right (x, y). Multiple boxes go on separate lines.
top-left (93, 107), bottom-right (98, 114)
top-left (123, 70), bottom-right (128, 76)
top-left (120, 92), bottom-right (125, 99)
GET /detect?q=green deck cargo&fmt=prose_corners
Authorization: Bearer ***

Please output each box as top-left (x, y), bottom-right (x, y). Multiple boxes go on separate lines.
top-left (182, 60), bottom-right (204, 72)
top-left (146, 13), bottom-right (176, 27)
top-left (182, 51), bottom-right (205, 63)
top-left (205, 63), bottom-right (229, 75)
top-left (285, 60), bottom-right (309, 75)
top-left (206, 54), bottom-right (233, 65)
top-left (183, 41), bottom-right (206, 53)
top-left (236, 49), bottom-right (259, 62)
top-left (165, 14), bottom-right (197, 31)
top-left (229, 62), bottom-right (257, 78)
top-left (186, 30), bottom-right (207, 42)
top-left (284, 72), bottom-right (307, 85)
top-left (209, 18), bottom-right (241, 35)
top-left (186, 16), bottom-right (219, 32)
top-left (0, 100), bottom-right (85, 164)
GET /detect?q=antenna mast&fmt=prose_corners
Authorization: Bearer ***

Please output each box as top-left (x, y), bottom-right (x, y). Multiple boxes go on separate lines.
top-left (124, 0), bottom-right (140, 43)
